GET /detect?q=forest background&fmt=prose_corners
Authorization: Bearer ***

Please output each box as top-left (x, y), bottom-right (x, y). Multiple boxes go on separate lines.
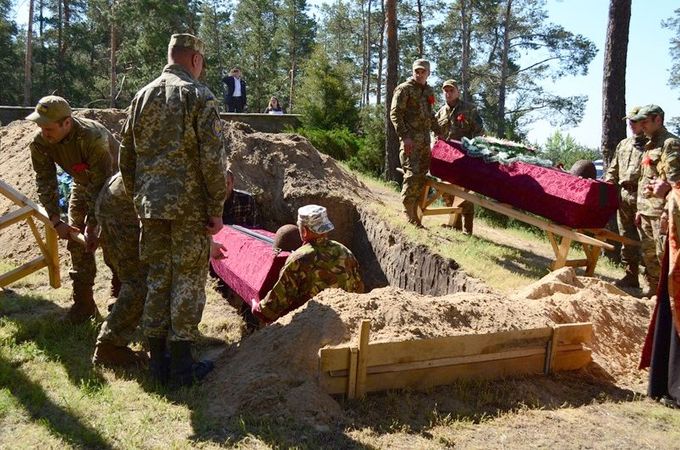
top-left (2, 0), bottom-right (680, 177)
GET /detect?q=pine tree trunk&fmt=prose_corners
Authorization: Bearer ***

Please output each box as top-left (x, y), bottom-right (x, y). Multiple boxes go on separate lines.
top-left (496, 0), bottom-right (512, 138)
top-left (366, 0), bottom-right (372, 105)
top-left (376, 0), bottom-right (385, 105)
top-left (110, 19), bottom-right (117, 108)
top-left (384, 0), bottom-right (400, 182)
top-left (24, 0), bottom-right (34, 106)
top-left (416, 0), bottom-right (423, 58)
top-left (601, 0), bottom-right (631, 165)
top-left (460, 0), bottom-right (471, 103)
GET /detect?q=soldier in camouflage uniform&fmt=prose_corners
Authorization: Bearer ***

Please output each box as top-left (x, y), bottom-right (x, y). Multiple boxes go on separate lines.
top-left (251, 205), bottom-right (364, 324)
top-left (633, 105), bottom-right (680, 297)
top-left (390, 59), bottom-right (441, 228)
top-left (604, 106), bottom-right (647, 289)
top-left (92, 172), bottom-right (147, 367)
top-left (435, 79), bottom-right (484, 234)
top-left (26, 95), bottom-right (117, 323)
top-left (119, 34), bottom-right (227, 387)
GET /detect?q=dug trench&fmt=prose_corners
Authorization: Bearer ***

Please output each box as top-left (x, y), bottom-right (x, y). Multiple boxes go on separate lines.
top-left (0, 111), bottom-right (655, 438)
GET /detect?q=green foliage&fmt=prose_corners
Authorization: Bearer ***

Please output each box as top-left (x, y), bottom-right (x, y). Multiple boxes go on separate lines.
top-left (538, 130), bottom-right (601, 169)
top-left (296, 45), bottom-right (359, 130)
top-left (295, 126), bottom-right (361, 161)
top-left (0, 0), bottom-right (21, 105)
top-left (348, 104), bottom-right (386, 177)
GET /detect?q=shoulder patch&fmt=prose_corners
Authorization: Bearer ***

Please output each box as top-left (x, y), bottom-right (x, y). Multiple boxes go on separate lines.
top-left (212, 117), bottom-right (224, 138)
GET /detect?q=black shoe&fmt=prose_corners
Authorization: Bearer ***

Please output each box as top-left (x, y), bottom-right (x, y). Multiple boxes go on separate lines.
top-left (169, 340), bottom-right (215, 388)
top-left (659, 396), bottom-right (679, 409)
top-left (148, 337), bottom-right (169, 385)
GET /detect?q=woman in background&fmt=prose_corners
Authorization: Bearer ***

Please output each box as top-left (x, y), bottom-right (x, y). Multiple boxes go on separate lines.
top-left (264, 96), bottom-right (284, 115)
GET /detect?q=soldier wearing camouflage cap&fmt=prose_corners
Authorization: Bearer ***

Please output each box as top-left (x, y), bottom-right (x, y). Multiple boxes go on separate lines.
top-left (119, 32), bottom-right (227, 387)
top-left (604, 105), bottom-right (647, 289)
top-left (435, 79), bottom-right (484, 235)
top-left (634, 104), bottom-right (680, 296)
top-left (251, 205), bottom-right (364, 323)
top-left (26, 95), bottom-right (118, 323)
top-left (390, 59), bottom-right (442, 228)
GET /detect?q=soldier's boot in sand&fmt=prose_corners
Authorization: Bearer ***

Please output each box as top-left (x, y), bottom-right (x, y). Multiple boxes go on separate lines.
top-left (148, 337), bottom-right (169, 385)
top-left (463, 213), bottom-right (474, 235)
top-left (169, 340), bottom-right (214, 388)
top-left (64, 284), bottom-right (98, 324)
top-left (641, 275), bottom-right (659, 298)
top-left (93, 342), bottom-right (148, 367)
top-left (403, 205), bottom-right (424, 229)
top-left (615, 266), bottom-right (640, 289)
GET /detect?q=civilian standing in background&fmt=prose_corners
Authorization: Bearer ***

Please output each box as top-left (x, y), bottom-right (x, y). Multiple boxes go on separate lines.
top-left (223, 67), bottom-right (247, 113)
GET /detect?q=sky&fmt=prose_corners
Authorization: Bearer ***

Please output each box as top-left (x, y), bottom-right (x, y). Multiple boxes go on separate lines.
top-left (10, 0), bottom-right (679, 148)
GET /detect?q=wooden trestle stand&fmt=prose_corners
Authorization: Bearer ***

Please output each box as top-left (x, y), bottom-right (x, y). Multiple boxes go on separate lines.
top-left (419, 178), bottom-right (637, 276)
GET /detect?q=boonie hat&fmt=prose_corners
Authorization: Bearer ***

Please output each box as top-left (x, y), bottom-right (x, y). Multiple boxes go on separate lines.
top-left (631, 104), bottom-right (665, 122)
top-left (623, 106), bottom-right (642, 121)
top-left (168, 33), bottom-right (205, 55)
top-left (26, 95), bottom-right (72, 125)
top-left (297, 204), bottom-right (334, 234)
top-left (412, 59), bottom-right (430, 71)
top-left (442, 79), bottom-right (459, 89)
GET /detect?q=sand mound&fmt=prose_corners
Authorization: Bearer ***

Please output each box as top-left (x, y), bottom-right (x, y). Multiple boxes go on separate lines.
top-left (203, 268), bottom-right (653, 426)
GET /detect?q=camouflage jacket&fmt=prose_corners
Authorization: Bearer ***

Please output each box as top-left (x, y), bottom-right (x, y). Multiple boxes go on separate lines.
top-left (119, 64), bottom-right (227, 221)
top-left (30, 117), bottom-right (115, 225)
top-left (435, 100), bottom-right (484, 141)
top-left (637, 126), bottom-right (680, 217)
top-left (95, 172), bottom-right (138, 225)
top-left (258, 237), bottom-right (365, 322)
top-left (390, 78), bottom-right (440, 140)
top-left (604, 134), bottom-right (646, 191)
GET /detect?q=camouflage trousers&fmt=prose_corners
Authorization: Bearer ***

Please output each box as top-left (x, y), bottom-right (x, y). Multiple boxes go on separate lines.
top-left (140, 218), bottom-right (210, 342)
top-left (617, 189), bottom-right (641, 270)
top-left (67, 183), bottom-right (96, 289)
top-left (96, 218), bottom-right (147, 347)
top-left (638, 214), bottom-right (664, 286)
top-left (400, 135), bottom-right (431, 218)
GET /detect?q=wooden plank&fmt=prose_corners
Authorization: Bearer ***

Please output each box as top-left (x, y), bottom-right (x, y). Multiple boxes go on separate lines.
top-left (0, 257), bottom-right (48, 287)
top-left (564, 259), bottom-right (589, 267)
top-left (0, 205), bottom-right (33, 228)
top-left (347, 347), bottom-right (358, 399)
top-left (552, 348), bottom-right (592, 371)
top-left (430, 181), bottom-right (614, 251)
top-left (580, 228), bottom-right (640, 246)
top-left (544, 327), bottom-right (560, 374)
top-left (421, 207), bottom-right (462, 216)
top-left (320, 326), bottom-right (554, 372)
top-left (553, 322), bottom-right (592, 346)
top-left (45, 221), bottom-right (61, 288)
top-left (26, 216), bottom-right (49, 259)
top-left (355, 320), bottom-right (371, 399)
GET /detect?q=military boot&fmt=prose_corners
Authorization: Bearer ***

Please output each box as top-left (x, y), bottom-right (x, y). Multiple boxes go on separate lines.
top-left (615, 266), bottom-right (640, 289)
top-left (169, 340), bottom-right (215, 388)
top-left (403, 206), bottom-right (424, 229)
top-left (92, 342), bottom-right (148, 367)
top-left (463, 213), bottom-right (474, 235)
top-left (64, 284), bottom-right (98, 324)
top-left (148, 337), bottom-right (169, 385)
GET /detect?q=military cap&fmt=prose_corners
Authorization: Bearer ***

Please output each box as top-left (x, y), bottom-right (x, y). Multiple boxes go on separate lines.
top-left (442, 79), bottom-right (459, 89)
top-left (631, 104), bottom-right (665, 122)
top-left (297, 204), bottom-right (334, 234)
top-left (412, 59), bottom-right (431, 71)
top-left (26, 95), bottom-right (72, 125)
top-left (622, 106), bottom-right (642, 121)
top-left (168, 33), bottom-right (205, 55)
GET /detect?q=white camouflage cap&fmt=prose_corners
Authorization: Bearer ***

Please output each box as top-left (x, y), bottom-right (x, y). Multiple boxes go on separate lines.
top-left (297, 204), bottom-right (334, 234)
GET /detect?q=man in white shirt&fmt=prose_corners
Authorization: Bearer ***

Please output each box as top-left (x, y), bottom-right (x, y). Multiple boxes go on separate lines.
top-left (222, 67), bottom-right (247, 113)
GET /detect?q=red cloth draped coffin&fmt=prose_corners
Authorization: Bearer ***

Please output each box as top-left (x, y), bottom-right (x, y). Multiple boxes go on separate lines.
top-left (210, 226), bottom-right (290, 307)
top-left (429, 140), bottom-right (619, 229)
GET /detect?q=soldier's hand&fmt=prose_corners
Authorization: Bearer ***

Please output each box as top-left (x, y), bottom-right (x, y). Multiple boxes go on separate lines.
top-left (635, 212), bottom-right (641, 228)
top-left (210, 240), bottom-right (227, 259)
top-left (84, 223), bottom-right (99, 253)
top-left (403, 137), bottom-right (414, 156)
top-left (206, 216), bottom-right (224, 235)
top-left (54, 221), bottom-right (81, 240)
top-left (250, 298), bottom-right (261, 314)
top-left (651, 179), bottom-right (671, 198)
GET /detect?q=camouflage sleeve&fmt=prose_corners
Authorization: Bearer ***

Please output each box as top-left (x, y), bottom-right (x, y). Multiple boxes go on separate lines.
top-left (346, 255), bottom-right (365, 294)
top-left (430, 109), bottom-right (442, 136)
top-left (389, 85), bottom-right (409, 139)
top-left (118, 111), bottom-right (136, 198)
top-left (663, 138), bottom-right (680, 184)
top-left (604, 142), bottom-right (620, 184)
top-left (30, 143), bottom-right (60, 219)
top-left (471, 108), bottom-right (484, 137)
top-left (259, 257), bottom-right (302, 322)
top-left (83, 133), bottom-right (113, 226)
top-left (435, 107), bottom-right (449, 140)
top-left (196, 92), bottom-right (227, 217)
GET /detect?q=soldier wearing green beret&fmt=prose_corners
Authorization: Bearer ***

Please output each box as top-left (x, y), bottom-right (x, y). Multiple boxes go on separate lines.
top-left (119, 33), bottom-right (228, 387)
top-left (251, 205), bottom-right (364, 324)
top-left (435, 79), bottom-right (484, 235)
top-left (26, 95), bottom-right (118, 323)
top-left (390, 59), bottom-right (441, 228)
top-left (633, 105), bottom-right (680, 296)
top-left (604, 106), bottom-right (647, 289)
